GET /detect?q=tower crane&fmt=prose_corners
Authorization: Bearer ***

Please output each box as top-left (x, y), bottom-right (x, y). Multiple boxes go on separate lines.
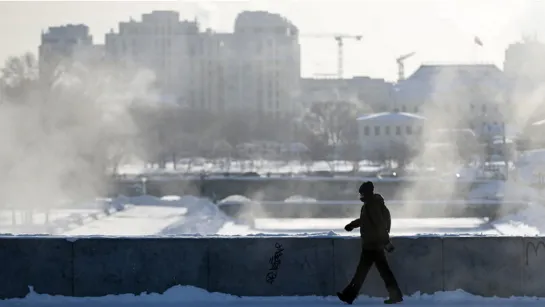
top-left (396, 52), bottom-right (415, 82)
top-left (301, 33), bottom-right (363, 79)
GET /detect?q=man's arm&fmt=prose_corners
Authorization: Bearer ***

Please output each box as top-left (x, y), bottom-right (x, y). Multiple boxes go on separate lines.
top-left (349, 218), bottom-right (361, 228)
top-left (344, 218), bottom-right (361, 231)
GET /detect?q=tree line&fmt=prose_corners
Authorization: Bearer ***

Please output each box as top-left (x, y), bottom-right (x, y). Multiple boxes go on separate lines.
top-left (0, 52), bottom-right (385, 175)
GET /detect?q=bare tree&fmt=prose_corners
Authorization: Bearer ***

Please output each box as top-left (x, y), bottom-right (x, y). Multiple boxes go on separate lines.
top-left (303, 100), bottom-right (369, 146)
top-left (0, 53), bottom-right (40, 104)
top-left (216, 110), bottom-right (252, 147)
top-left (341, 142), bottom-right (362, 173)
top-left (212, 139), bottom-right (233, 172)
top-left (389, 141), bottom-right (416, 169)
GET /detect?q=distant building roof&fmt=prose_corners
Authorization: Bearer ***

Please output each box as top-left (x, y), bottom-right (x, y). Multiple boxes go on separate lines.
top-left (394, 64), bottom-right (507, 103)
top-left (234, 11), bottom-right (298, 34)
top-left (407, 64), bottom-right (503, 81)
top-left (357, 112), bottom-right (426, 123)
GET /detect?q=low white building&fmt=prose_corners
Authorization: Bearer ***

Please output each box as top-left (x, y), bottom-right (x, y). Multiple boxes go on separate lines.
top-left (357, 112), bottom-right (426, 158)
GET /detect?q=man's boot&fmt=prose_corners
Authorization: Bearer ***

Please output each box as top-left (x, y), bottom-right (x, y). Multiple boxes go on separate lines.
top-left (384, 287), bottom-right (403, 304)
top-left (336, 284), bottom-right (358, 305)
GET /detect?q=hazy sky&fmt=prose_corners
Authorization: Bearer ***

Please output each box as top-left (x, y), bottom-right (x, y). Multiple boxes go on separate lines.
top-left (1, 0), bottom-right (545, 81)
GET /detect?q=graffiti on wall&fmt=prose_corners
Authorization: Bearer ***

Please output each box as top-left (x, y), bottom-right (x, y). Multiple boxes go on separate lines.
top-left (265, 242), bottom-right (285, 284)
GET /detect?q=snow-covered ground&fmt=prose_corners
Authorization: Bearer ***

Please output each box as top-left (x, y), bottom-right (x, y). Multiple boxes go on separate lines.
top-left (61, 195), bottom-right (231, 236)
top-left (40, 194), bottom-right (533, 237)
top-left (5, 286), bottom-right (545, 306)
top-left (0, 209), bottom-right (98, 226)
top-left (0, 207), bottom-right (123, 234)
top-left (491, 204), bottom-right (545, 236)
top-left (2, 178), bottom-right (544, 237)
top-left (118, 159), bottom-right (486, 181)
top-left (62, 206), bottom-right (189, 236)
top-left (118, 160), bottom-right (383, 175)
top-left (114, 159), bottom-right (520, 182)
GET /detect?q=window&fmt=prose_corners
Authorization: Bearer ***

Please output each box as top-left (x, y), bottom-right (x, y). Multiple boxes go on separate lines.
top-left (415, 126), bottom-right (422, 135)
top-left (374, 126), bottom-right (380, 136)
top-left (396, 126), bottom-right (401, 135)
top-left (414, 106), bottom-right (419, 113)
top-left (401, 105), bottom-right (406, 112)
top-left (482, 104), bottom-right (487, 113)
top-left (406, 126), bottom-right (412, 135)
top-left (364, 126), bottom-right (370, 136)
top-left (385, 126), bottom-right (390, 135)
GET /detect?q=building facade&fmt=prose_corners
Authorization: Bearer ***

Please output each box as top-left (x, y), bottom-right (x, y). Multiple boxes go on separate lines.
top-left (504, 38), bottom-right (545, 83)
top-left (104, 10), bottom-right (301, 117)
top-left (105, 11), bottom-right (200, 104)
top-left (300, 76), bottom-right (393, 112)
top-left (39, 24), bottom-right (99, 79)
top-left (504, 38), bottom-right (545, 126)
top-left (357, 112), bottom-right (425, 159)
top-left (394, 64), bottom-right (508, 140)
top-left (231, 11), bottom-right (301, 118)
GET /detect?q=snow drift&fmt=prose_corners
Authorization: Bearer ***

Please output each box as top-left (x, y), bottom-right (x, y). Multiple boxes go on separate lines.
top-left (60, 194), bottom-right (232, 236)
top-left (7, 285), bottom-right (545, 306)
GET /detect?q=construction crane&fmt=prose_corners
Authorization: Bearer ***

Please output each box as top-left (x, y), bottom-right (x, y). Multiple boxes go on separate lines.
top-left (396, 52), bottom-right (415, 82)
top-left (301, 33), bottom-right (363, 79)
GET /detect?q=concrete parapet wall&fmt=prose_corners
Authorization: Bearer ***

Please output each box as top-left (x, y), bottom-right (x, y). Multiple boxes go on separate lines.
top-left (0, 236), bottom-right (544, 299)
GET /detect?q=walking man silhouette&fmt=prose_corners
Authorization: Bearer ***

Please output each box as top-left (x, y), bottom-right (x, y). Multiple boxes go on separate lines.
top-left (337, 181), bottom-right (403, 305)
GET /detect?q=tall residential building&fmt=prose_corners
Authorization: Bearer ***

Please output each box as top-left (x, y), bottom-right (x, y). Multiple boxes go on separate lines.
top-left (104, 10), bottom-right (301, 117)
top-left (503, 38), bottom-right (545, 125)
top-left (39, 24), bottom-right (99, 78)
top-left (504, 38), bottom-right (545, 83)
top-left (105, 11), bottom-right (200, 103)
top-left (187, 31), bottom-right (235, 112)
top-left (231, 11), bottom-right (301, 118)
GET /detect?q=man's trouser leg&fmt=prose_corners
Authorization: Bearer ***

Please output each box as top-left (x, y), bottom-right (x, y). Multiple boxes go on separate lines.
top-left (342, 249), bottom-right (374, 298)
top-left (374, 250), bottom-right (402, 298)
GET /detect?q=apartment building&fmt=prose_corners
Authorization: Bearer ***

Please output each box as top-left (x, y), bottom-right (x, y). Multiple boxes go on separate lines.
top-left (231, 11), bottom-right (301, 118)
top-left (105, 11), bottom-right (200, 103)
top-left (39, 24), bottom-right (100, 79)
top-left (504, 38), bottom-right (545, 83)
top-left (504, 38), bottom-right (545, 125)
top-left (104, 10), bottom-right (301, 117)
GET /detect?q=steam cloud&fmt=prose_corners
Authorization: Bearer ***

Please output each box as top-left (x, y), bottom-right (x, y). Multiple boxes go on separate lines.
top-left (0, 54), bottom-right (158, 211)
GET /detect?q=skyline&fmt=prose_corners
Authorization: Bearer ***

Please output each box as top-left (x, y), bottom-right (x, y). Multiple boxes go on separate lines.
top-left (1, 0), bottom-right (545, 81)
